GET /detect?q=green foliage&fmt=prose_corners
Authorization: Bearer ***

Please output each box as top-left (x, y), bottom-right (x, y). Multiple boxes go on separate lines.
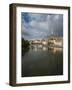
top-left (22, 38), bottom-right (30, 48)
top-left (22, 38), bottom-right (30, 56)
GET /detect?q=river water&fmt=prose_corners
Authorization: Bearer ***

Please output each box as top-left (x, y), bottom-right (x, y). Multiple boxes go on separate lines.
top-left (22, 45), bottom-right (63, 77)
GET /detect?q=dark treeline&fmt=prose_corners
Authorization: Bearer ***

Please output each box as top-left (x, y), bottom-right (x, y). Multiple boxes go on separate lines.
top-left (22, 38), bottom-right (30, 48)
top-left (22, 38), bottom-right (30, 56)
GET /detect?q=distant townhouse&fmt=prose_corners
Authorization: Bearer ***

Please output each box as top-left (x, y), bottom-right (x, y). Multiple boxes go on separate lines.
top-left (48, 36), bottom-right (63, 47)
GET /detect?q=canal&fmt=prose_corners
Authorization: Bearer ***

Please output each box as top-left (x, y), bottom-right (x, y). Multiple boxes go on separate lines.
top-left (22, 45), bottom-right (63, 77)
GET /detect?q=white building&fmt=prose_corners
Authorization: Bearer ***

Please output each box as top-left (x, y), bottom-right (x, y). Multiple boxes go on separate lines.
top-left (48, 37), bottom-right (63, 47)
top-left (54, 40), bottom-right (63, 47)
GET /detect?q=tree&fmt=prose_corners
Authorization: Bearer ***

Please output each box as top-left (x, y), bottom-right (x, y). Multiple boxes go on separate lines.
top-left (22, 38), bottom-right (30, 48)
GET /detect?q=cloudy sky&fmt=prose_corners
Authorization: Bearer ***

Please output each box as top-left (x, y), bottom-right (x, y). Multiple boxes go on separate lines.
top-left (21, 12), bottom-right (63, 40)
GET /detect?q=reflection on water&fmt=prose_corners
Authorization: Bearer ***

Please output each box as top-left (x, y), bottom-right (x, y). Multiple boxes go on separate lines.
top-left (22, 45), bottom-right (63, 77)
top-left (30, 45), bottom-right (62, 53)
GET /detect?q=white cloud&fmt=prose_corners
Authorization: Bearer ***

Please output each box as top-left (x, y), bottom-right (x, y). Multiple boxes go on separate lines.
top-left (28, 14), bottom-right (49, 33)
top-left (22, 13), bottom-right (63, 40)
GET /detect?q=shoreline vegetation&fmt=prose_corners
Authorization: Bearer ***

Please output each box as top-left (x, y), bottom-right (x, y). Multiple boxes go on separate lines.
top-left (22, 36), bottom-right (63, 49)
top-left (22, 38), bottom-right (30, 55)
top-left (22, 36), bottom-right (63, 55)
